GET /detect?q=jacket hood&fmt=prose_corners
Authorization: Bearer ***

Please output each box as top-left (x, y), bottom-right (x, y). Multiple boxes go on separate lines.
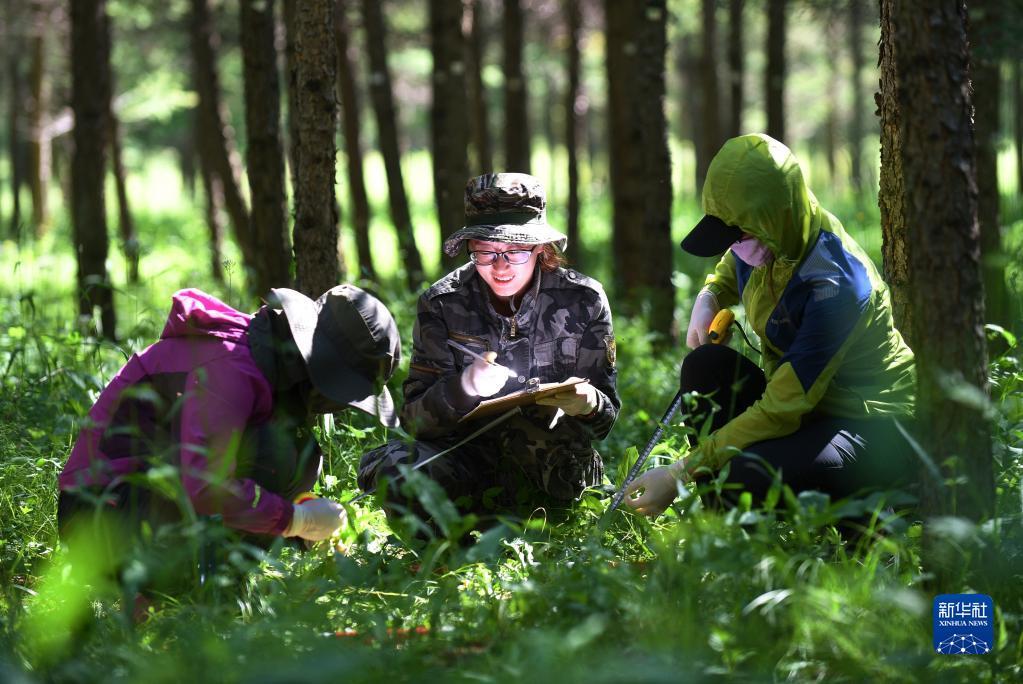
top-left (703, 134), bottom-right (823, 264)
top-left (160, 289), bottom-right (251, 343)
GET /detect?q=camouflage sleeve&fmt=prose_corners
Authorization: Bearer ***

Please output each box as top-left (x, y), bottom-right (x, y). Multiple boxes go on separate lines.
top-left (399, 294), bottom-right (477, 439)
top-left (571, 291), bottom-right (620, 440)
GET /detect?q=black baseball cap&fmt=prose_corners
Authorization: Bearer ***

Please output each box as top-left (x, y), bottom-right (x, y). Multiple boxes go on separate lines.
top-left (679, 215), bottom-right (743, 257)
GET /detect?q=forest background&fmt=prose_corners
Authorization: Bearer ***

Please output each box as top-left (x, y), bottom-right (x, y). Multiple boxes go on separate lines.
top-left (1, 0), bottom-right (1022, 681)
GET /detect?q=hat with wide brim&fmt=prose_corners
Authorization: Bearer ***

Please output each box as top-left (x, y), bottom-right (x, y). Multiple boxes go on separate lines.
top-left (680, 214), bottom-right (743, 257)
top-left (270, 285), bottom-right (401, 428)
top-left (442, 172), bottom-right (568, 257)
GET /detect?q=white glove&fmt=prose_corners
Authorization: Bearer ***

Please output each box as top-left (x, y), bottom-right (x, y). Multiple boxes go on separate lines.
top-left (623, 461), bottom-right (688, 517)
top-left (285, 498), bottom-right (346, 541)
top-left (460, 351), bottom-right (509, 397)
top-left (535, 379), bottom-right (599, 416)
top-left (685, 290), bottom-right (720, 349)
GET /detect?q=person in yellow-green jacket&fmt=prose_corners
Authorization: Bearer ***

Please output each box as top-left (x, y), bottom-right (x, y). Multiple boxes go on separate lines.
top-left (625, 133), bottom-right (916, 517)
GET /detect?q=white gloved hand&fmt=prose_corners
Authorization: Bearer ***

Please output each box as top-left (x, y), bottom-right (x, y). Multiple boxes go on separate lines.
top-left (623, 461), bottom-right (688, 517)
top-left (460, 351), bottom-right (509, 397)
top-left (285, 498), bottom-right (346, 541)
top-left (535, 379), bottom-right (599, 416)
top-left (685, 290), bottom-right (720, 349)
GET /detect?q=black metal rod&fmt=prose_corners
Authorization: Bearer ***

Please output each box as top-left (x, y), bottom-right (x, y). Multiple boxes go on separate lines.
top-left (606, 390), bottom-right (683, 514)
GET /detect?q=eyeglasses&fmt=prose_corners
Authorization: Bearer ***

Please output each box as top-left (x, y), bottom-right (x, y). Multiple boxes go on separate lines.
top-left (468, 248), bottom-right (536, 266)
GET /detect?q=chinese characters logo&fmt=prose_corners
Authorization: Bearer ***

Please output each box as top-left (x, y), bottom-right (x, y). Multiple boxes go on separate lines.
top-left (933, 594), bottom-right (993, 655)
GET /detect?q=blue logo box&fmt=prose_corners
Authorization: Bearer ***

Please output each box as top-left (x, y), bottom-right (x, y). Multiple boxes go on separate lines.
top-left (933, 594), bottom-right (993, 655)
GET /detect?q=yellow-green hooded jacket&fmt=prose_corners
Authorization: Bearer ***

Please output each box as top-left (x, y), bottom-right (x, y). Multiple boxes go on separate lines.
top-left (696, 134), bottom-right (915, 468)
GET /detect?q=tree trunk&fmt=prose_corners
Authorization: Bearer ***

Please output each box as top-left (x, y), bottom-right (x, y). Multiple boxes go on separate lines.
top-left (503, 0), bottom-right (530, 171)
top-left (726, 0), bottom-right (744, 140)
top-left (190, 0), bottom-right (256, 291)
top-left (697, 0), bottom-right (720, 192)
top-left (877, 0), bottom-right (912, 342)
top-left (241, 0), bottom-right (292, 295)
top-left (565, 0), bottom-right (582, 266)
top-left (292, 0), bottom-right (341, 297)
top-left (848, 0), bottom-right (864, 191)
top-left (606, 0), bottom-right (673, 340)
top-left (109, 111), bottom-right (139, 284)
top-left (894, 0), bottom-right (992, 523)
top-left (464, 0), bottom-right (493, 174)
top-left (970, 5), bottom-right (1008, 336)
top-left (334, 0), bottom-right (374, 282)
top-left (823, 17), bottom-right (838, 185)
top-left (361, 0), bottom-right (425, 288)
top-left (282, 0), bottom-right (300, 193)
top-left (430, 0), bottom-right (470, 273)
top-left (196, 108), bottom-right (225, 284)
top-left (28, 0), bottom-right (50, 237)
top-left (765, 0), bottom-right (786, 143)
top-left (1016, 61), bottom-right (1022, 199)
top-left (70, 0), bottom-right (116, 339)
top-left (6, 17), bottom-right (24, 242)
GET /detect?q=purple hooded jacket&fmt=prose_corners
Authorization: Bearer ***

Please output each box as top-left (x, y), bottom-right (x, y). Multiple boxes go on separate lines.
top-left (58, 289), bottom-right (294, 535)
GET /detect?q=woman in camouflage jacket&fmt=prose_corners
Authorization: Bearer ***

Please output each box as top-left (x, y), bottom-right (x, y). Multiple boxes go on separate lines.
top-left (359, 173), bottom-right (620, 528)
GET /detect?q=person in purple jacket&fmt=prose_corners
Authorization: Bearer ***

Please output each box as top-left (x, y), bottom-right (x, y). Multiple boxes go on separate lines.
top-left (58, 285), bottom-right (401, 562)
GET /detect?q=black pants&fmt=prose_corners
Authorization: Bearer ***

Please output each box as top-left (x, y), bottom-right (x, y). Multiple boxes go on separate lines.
top-left (680, 344), bottom-right (916, 506)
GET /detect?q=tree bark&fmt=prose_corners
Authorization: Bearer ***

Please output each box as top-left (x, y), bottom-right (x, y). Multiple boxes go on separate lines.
top-left (28, 0), bottom-right (50, 237)
top-left (241, 0), bottom-right (292, 294)
top-left (765, 0), bottom-right (786, 143)
top-left (282, 0), bottom-right (300, 193)
top-left (360, 0), bottom-right (425, 288)
top-left (70, 0), bottom-right (116, 339)
top-left (726, 0), bottom-right (744, 140)
top-left (292, 0), bottom-right (341, 297)
top-left (334, 0), bottom-right (374, 282)
top-left (894, 0), bottom-right (992, 522)
top-left (606, 0), bottom-right (673, 340)
top-left (697, 0), bottom-right (720, 192)
top-left (196, 107), bottom-right (225, 284)
top-left (109, 111), bottom-right (139, 284)
top-left (464, 0), bottom-right (493, 174)
top-left (565, 0), bottom-right (582, 266)
top-left (6, 13), bottom-right (24, 242)
top-left (970, 5), bottom-right (1008, 335)
top-left (430, 0), bottom-right (470, 273)
top-left (503, 0), bottom-right (529, 172)
top-left (877, 0), bottom-right (912, 342)
top-left (190, 0), bottom-right (257, 290)
top-left (848, 0), bottom-right (864, 191)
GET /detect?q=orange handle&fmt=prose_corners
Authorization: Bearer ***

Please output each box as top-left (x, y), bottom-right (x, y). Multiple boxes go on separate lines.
top-left (708, 309), bottom-right (735, 343)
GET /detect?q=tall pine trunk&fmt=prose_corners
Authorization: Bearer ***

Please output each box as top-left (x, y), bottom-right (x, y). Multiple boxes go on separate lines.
top-left (848, 0), bottom-right (864, 191)
top-left (109, 111), bottom-right (139, 284)
top-left (877, 0), bottom-right (912, 341)
top-left (726, 0), bottom-right (743, 139)
top-left (765, 0), bottom-right (786, 143)
top-left (465, 0), bottom-right (493, 174)
top-left (70, 0), bottom-right (116, 339)
top-left (503, 0), bottom-right (529, 172)
top-left (429, 0), bottom-right (470, 273)
top-left (334, 0), bottom-right (374, 281)
top-left (198, 111), bottom-right (226, 285)
top-left (190, 0), bottom-right (257, 291)
top-left (697, 0), bottom-right (720, 192)
top-left (607, 0), bottom-right (673, 340)
top-left (970, 5), bottom-right (1008, 335)
top-left (292, 0), bottom-right (341, 297)
top-left (28, 1), bottom-right (50, 237)
top-left (894, 0), bottom-right (992, 523)
top-left (361, 0), bottom-right (424, 288)
top-left (6, 16), bottom-right (24, 242)
top-left (565, 0), bottom-right (582, 266)
top-left (241, 0), bottom-right (292, 294)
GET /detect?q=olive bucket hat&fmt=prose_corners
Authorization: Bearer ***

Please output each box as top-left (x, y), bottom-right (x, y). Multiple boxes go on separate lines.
top-left (268, 284), bottom-right (401, 427)
top-left (442, 172), bottom-right (568, 257)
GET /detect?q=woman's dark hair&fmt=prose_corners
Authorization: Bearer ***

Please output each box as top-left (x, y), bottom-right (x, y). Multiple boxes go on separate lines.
top-left (538, 243), bottom-right (567, 273)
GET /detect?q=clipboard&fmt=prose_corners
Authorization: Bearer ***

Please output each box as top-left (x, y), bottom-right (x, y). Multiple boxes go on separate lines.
top-left (459, 377), bottom-right (585, 422)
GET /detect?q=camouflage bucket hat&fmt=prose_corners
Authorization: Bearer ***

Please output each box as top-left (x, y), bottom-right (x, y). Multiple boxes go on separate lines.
top-left (442, 173), bottom-right (568, 257)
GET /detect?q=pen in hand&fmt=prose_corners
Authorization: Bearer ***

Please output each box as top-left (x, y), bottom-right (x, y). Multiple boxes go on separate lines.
top-left (446, 339), bottom-right (517, 379)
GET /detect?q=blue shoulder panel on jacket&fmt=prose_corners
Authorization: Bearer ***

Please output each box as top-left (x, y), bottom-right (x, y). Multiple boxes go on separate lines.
top-left (767, 231), bottom-right (872, 392)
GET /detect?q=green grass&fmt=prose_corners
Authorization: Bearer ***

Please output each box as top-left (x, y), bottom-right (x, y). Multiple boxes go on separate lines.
top-left (1, 155), bottom-right (1022, 682)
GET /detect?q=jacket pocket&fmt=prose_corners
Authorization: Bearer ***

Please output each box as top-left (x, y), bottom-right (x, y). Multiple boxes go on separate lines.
top-left (448, 331), bottom-right (491, 369)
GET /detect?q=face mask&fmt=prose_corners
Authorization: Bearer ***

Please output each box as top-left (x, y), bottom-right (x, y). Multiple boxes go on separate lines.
top-left (730, 236), bottom-right (773, 266)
